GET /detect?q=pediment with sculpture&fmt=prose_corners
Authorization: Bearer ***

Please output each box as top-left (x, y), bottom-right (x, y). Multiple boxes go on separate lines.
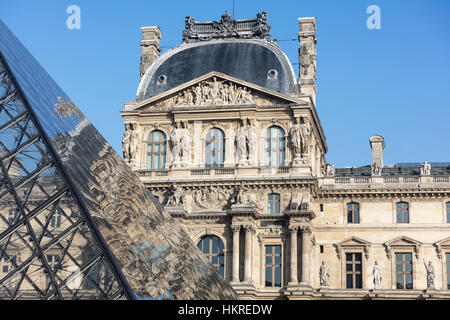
top-left (129, 72), bottom-right (303, 112)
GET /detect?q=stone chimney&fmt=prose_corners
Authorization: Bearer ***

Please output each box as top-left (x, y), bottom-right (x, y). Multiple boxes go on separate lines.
top-left (140, 26), bottom-right (161, 78)
top-left (298, 17), bottom-right (317, 103)
top-left (369, 135), bottom-right (385, 168)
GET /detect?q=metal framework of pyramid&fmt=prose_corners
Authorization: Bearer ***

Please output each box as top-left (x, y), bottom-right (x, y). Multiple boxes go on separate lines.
top-left (0, 20), bottom-right (237, 300)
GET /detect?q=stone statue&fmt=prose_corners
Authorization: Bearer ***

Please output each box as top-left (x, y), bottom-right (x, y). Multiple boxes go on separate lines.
top-left (424, 260), bottom-right (435, 290)
top-left (319, 261), bottom-right (329, 287)
top-left (372, 261), bottom-right (382, 289)
top-left (289, 117), bottom-right (302, 157)
top-left (421, 161), bottom-right (431, 175)
top-left (236, 120), bottom-right (248, 165)
top-left (122, 124), bottom-right (131, 161)
top-left (247, 119), bottom-right (258, 165)
top-left (129, 124), bottom-right (140, 161)
top-left (371, 163), bottom-right (382, 176)
top-left (234, 183), bottom-right (249, 205)
top-left (324, 163), bottom-right (335, 176)
top-left (300, 118), bottom-right (311, 156)
top-left (166, 184), bottom-right (185, 207)
top-left (170, 122), bottom-right (183, 166)
top-left (180, 121), bottom-right (191, 166)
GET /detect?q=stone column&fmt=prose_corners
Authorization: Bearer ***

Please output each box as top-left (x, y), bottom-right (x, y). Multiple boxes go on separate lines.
top-left (243, 224), bottom-right (255, 283)
top-left (258, 235), bottom-right (265, 287)
top-left (300, 225), bottom-right (311, 284)
top-left (289, 226), bottom-right (299, 284)
top-left (231, 225), bottom-right (241, 283)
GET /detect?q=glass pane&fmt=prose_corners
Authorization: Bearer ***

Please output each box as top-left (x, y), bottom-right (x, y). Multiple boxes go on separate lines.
top-left (203, 237), bottom-right (210, 254)
top-left (274, 245), bottom-right (281, 254)
top-left (265, 256), bottom-right (272, 265)
top-left (148, 144), bottom-right (152, 152)
top-left (346, 274), bottom-right (353, 289)
top-left (346, 264), bottom-right (353, 272)
top-left (396, 274), bottom-right (404, 289)
top-left (396, 263), bottom-right (403, 272)
top-left (265, 246), bottom-right (271, 254)
top-left (355, 274), bottom-right (362, 288)
top-left (274, 267), bottom-right (281, 287)
top-left (405, 253), bottom-right (412, 261)
top-left (395, 253), bottom-right (402, 262)
top-left (265, 267), bottom-right (272, 286)
top-left (211, 256), bottom-right (218, 265)
top-left (355, 253), bottom-right (362, 261)
top-left (405, 274), bottom-right (413, 289)
top-left (405, 263), bottom-right (412, 273)
top-left (355, 263), bottom-right (362, 272)
top-left (354, 211), bottom-right (360, 223)
top-left (218, 266), bottom-right (224, 278)
top-left (275, 255), bottom-right (281, 265)
top-left (346, 253), bottom-right (352, 262)
top-left (147, 155), bottom-right (152, 169)
top-left (212, 237), bottom-right (218, 254)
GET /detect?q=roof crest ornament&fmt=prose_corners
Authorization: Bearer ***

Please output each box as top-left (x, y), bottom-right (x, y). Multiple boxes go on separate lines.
top-left (182, 11), bottom-right (271, 43)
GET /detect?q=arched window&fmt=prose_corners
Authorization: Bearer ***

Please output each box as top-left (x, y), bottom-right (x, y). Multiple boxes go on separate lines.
top-left (205, 128), bottom-right (225, 168)
top-left (268, 193), bottom-right (281, 215)
top-left (147, 130), bottom-right (166, 169)
top-left (197, 235), bottom-right (225, 277)
top-left (347, 203), bottom-right (360, 223)
top-left (265, 126), bottom-right (285, 167)
top-left (396, 202), bottom-right (409, 223)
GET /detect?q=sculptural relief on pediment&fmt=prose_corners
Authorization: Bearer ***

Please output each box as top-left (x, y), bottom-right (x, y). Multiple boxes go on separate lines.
top-left (149, 77), bottom-right (283, 110)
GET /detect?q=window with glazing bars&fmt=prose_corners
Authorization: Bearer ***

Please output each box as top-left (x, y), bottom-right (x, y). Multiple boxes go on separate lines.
top-left (197, 236), bottom-right (225, 277)
top-left (396, 202), bottom-right (409, 223)
top-left (205, 128), bottom-right (225, 168)
top-left (265, 245), bottom-right (282, 287)
top-left (265, 126), bottom-right (285, 167)
top-left (347, 202), bottom-right (360, 223)
top-left (268, 193), bottom-right (280, 215)
top-left (345, 253), bottom-right (362, 289)
top-left (147, 130), bottom-right (166, 169)
top-left (446, 253), bottom-right (450, 290)
top-left (396, 253), bottom-right (413, 289)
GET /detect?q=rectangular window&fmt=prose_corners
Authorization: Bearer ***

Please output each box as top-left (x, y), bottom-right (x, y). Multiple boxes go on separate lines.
top-left (320, 204), bottom-right (323, 212)
top-left (345, 253), bottom-right (362, 289)
top-left (268, 194), bottom-right (280, 215)
top-left (396, 253), bottom-right (413, 289)
top-left (347, 203), bottom-right (360, 223)
top-left (446, 253), bottom-right (450, 290)
top-left (265, 245), bottom-right (282, 287)
top-left (2, 256), bottom-right (16, 273)
top-left (396, 202), bottom-right (409, 223)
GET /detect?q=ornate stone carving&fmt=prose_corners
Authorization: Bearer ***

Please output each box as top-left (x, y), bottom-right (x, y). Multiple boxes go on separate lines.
top-left (242, 224), bottom-right (256, 233)
top-left (182, 11), bottom-right (271, 43)
top-left (372, 261), bottom-right (382, 289)
top-left (424, 260), bottom-right (435, 290)
top-left (230, 224), bottom-right (241, 233)
top-left (236, 119), bottom-right (248, 165)
top-left (299, 225), bottom-right (312, 233)
top-left (288, 225), bottom-right (299, 233)
top-left (166, 184), bottom-right (186, 207)
top-left (319, 261), bottom-right (330, 287)
top-left (122, 123), bottom-right (132, 161)
top-left (192, 186), bottom-right (230, 209)
top-left (299, 43), bottom-right (316, 79)
top-left (421, 161), bottom-right (431, 176)
top-left (290, 117), bottom-right (311, 162)
top-left (236, 118), bottom-right (258, 166)
top-left (170, 121), bottom-right (191, 167)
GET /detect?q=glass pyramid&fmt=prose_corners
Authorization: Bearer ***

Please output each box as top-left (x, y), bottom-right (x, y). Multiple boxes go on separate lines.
top-left (0, 20), bottom-right (237, 300)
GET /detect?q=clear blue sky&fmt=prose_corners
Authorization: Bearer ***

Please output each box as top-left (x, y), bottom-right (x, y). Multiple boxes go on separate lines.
top-left (1, 0), bottom-right (449, 168)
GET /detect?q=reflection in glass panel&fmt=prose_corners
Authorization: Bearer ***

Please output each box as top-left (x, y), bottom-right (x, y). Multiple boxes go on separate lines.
top-left (0, 52), bottom-right (127, 300)
top-left (447, 202), bottom-right (450, 223)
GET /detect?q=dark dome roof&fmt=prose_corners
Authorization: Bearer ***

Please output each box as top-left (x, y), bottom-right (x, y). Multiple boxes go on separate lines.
top-left (137, 39), bottom-right (297, 100)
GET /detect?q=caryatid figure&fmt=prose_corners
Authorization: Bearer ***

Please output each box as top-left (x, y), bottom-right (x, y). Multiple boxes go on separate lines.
top-left (247, 119), bottom-right (257, 165)
top-left (180, 121), bottom-right (191, 166)
top-left (236, 119), bottom-right (248, 165)
top-left (170, 122), bottom-right (183, 166)
top-left (289, 117), bottom-right (302, 158)
top-left (122, 124), bottom-right (131, 162)
top-left (372, 261), bottom-right (382, 289)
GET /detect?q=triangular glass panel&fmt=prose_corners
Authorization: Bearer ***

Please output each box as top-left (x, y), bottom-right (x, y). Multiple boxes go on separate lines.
top-left (0, 19), bottom-right (238, 300)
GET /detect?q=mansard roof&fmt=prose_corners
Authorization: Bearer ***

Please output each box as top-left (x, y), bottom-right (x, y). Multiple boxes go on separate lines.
top-left (137, 38), bottom-right (298, 100)
top-left (335, 163), bottom-right (450, 177)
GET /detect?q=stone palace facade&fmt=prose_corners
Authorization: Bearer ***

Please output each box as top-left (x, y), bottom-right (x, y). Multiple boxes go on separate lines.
top-left (120, 12), bottom-right (450, 299)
